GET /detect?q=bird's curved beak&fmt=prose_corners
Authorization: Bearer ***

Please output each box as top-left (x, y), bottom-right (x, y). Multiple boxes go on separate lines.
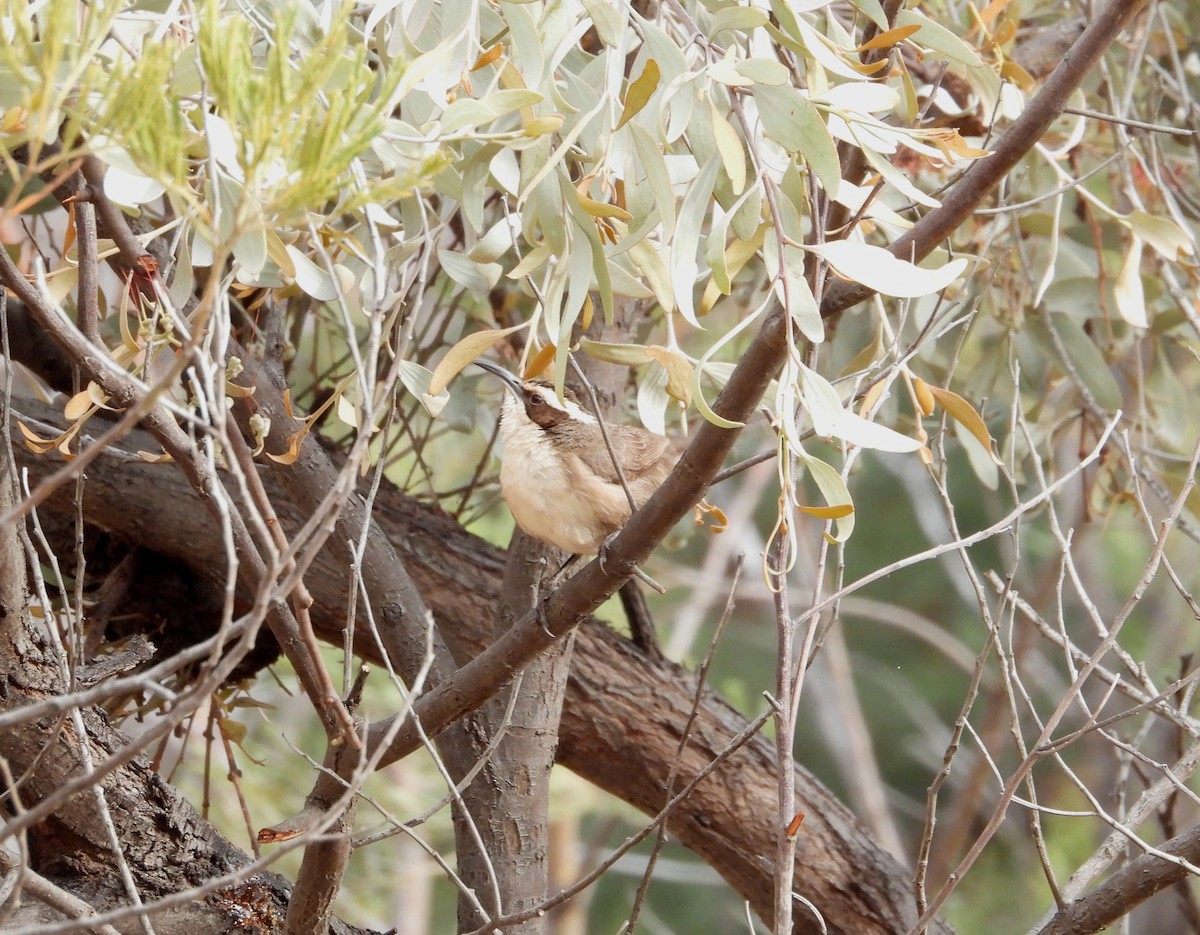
top-left (473, 359), bottom-right (523, 396)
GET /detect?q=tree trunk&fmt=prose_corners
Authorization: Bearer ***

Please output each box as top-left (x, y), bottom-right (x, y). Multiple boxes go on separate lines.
top-left (6, 398), bottom-right (943, 935)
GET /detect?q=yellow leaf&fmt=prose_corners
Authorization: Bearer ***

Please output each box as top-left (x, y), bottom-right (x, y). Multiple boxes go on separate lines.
top-left (856, 23), bottom-right (922, 51)
top-left (797, 503), bottom-right (854, 520)
top-left (694, 500), bottom-right (728, 533)
top-left (1000, 59), bottom-right (1036, 91)
top-left (136, 449), bottom-right (173, 463)
top-left (857, 380), bottom-right (886, 417)
top-left (523, 342), bottom-right (557, 380)
top-left (616, 59), bottom-right (660, 130)
top-left (218, 716), bottom-right (247, 744)
top-left (17, 421), bottom-right (51, 444)
top-left (912, 375), bottom-right (936, 416)
top-left (63, 202), bottom-right (77, 257)
top-left (225, 381), bottom-right (256, 398)
top-left (577, 194), bottom-right (633, 222)
top-left (471, 43), bottom-right (503, 71)
top-left (927, 386), bottom-right (999, 462)
top-left (645, 346), bottom-right (694, 405)
top-left (0, 105), bottom-right (26, 132)
top-left (63, 389), bottom-right (95, 423)
top-left (848, 57), bottom-right (889, 76)
top-left (266, 430), bottom-right (304, 465)
top-left (428, 324), bottom-right (529, 395)
top-left (977, 0), bottom-right (1015, 27)
top-left (930, 129), bottom-right (990, 159)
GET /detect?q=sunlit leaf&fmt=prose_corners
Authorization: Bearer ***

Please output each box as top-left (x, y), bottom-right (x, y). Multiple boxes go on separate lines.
top-left (637, 362), bottom-right (669, 435)
top-left (818, 82), bottom-right (900, 114)
top-left (616, 59), bottom-right (660, 130)
top-left (736, 58), bottom-right (790, 86)
top-left (438, 248), bottom-right (502, 292)
top-left (912, 376), bottom-right (936, 417)
top-left (428, 324), bottom-right (529, 395)
top-left (1124, 210), bottom-right (1195, 261)
top-left (671, 156), bottom-right (720, 327)
top-left (800, 365), bottom-right (920, 452)
top-left (285, 245), bottom-right (338, 301)
top-left (857, 23), bottom-right (922, 51)
top-left (397, 361), bottom-right (450, 418)
top-left (711, 6), bottom-right (769, 35)
top-left (797, 449), bottom-right (855, 541)
top-left (927, 386), bottom-right (1000, 463)
top-left (710, 103), bottom-right (746, 195)
top-left (1114, 236), bottom-right (1147, 328)
top-left (646, 346), bottom-right (694, 404)
top-left (808, 241), bottom-right (968, 297)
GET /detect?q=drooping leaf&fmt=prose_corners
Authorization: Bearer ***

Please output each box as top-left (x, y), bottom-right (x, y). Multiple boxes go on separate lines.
top-left (797, 449), bottom-right (855, 542)
top-left (808, 241), bottom-right (968, 298)
top-left (912, 376), bottom-right (936, 417)
top-left (754, 85), bottom-right (841, 196)
top-left (671, 156), bottom-right (720, 327)
top-left (927, 386), bottom-right (1000, 463)
top-left (285, 245), bottom-right (338, 300)
top-left (1113, 236), bottom-right (1147, 328)
top-left (616, 59), bottom-right (660, 130)
top-left (428, 324), bottom-right (529, 395)
top-left (775, 245), bottom-right (824, 344)
top-left (636, 362), bottom-right (669, 436)
top-left (399, 361), bottom-right (451, 418)
top-left (857, 23), bottom-right (922, 51)
top-left (645, 346), bottom-right (694, 404)
top-left (438, 248), bottom-right (502, 293)
top-left (1124, 210), bottom-right (1195, 261)
top-left (710, 102), bottom-right (746, 195)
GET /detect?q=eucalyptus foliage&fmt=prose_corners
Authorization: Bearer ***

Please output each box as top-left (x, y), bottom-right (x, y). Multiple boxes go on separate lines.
top-left (3, 0), bottom-right (1200, 927)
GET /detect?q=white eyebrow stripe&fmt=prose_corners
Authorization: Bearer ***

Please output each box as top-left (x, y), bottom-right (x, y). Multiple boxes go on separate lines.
top-left (528, 385), bottom-right (597, 423)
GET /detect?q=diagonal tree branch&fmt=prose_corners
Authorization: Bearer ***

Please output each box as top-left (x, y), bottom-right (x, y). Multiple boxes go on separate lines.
top-left (9, 397), bottom-right (945, 934)
top-left (361, 0), bottom-right (1150, 779)
top-left (1034, 822), bottom-right (1200, 935)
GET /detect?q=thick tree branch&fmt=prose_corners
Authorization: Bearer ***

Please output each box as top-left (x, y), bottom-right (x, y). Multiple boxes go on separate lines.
top-left (1035, 822), bottom-right (1200, 935)
top-left (9, 398), bottom-right (945, 935)
top-left (0, 246), bottom-right (355, 745)
top-left (356, 0), bottom-right (1149, 782)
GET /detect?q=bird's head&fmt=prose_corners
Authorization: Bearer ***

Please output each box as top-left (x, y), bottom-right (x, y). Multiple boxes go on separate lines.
top-left (474, 360), bottom-right (596, 431)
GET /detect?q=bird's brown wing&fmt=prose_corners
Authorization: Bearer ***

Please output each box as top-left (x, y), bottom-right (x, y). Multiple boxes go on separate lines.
top-left (575, 425), bottom-right (673, 485)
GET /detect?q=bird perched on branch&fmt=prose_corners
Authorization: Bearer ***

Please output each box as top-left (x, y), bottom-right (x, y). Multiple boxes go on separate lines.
top-left (474, 360), bottom-right (678, 557)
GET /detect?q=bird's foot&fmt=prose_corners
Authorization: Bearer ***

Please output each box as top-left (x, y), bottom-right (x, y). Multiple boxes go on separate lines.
top-left (598, 534), bottom-right (666, 594)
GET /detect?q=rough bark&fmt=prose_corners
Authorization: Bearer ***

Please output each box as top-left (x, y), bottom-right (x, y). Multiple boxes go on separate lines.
top-left (0, 425), bottom-right (369, 935)
top-left (7, 398), bottom-right (941, 935)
